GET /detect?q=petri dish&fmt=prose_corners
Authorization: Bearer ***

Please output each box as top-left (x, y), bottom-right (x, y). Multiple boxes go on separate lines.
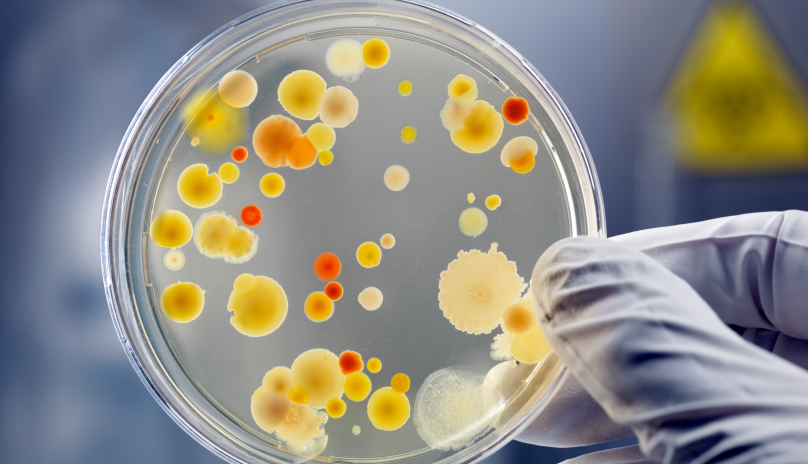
top-left (100, 1), bottom-right (605, 463)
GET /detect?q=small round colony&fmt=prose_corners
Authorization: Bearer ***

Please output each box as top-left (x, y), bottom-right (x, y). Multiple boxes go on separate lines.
top-left (231, 146), bottom-right (248, 162)
top-left (450, 100), bottom-right (504, 154)
top-left (318, 150), bottom-right (334, 165)
top-left (367, 357), bottom-right (382, 373)
top-left (413, 367), bottom-right (488, 450)
top-left (344, 372), bottom-right (372, 402)
top-left (324, 282), bottom-right (344, 301)
top-left (291, 348), bottom-right (345, 409)
top-left (163, 249), bottom-right (186, 271)
top-left (398, 80), bottom-right (413, 96)
top-left (278, 70), bottom-right (327, 120)
top-left (177, 164), bottom-right (223, 208)
top-left (161, 281), bottom-right (204, 323)
top-left (150, 210), bottom-right (193, 248)
top-left (502, 300), bottom-right (537, 335)
top-left (352, 425), bottom-right (361, 435)
top-left (313, 252), bottom-right (342, 281)
top-left (358, 287), bottom-right (383, 311)
top-left (218, 162), bottom-right (239, 184)
top-left (438, 243), bottom-right (526, 334)
top-left (485, 194), bottom-right (502, 210)
top-left (362, 38), bottom-right (390, 69)
top-left (339, 351), bottom-right (363, 375)
top-left (287, 134), bottom-right (318, 170)
top-left (304, 291), bottom-right (335, 322)
top-left (218, 70), bottom-right (258, 108)
top-left (500, 136), bottom-right (538, 174)
top-left (319, 86), bottom-right (359, 128)
top-left (194, 212), bottom-right (258, 263)
top-left (391, 373), bottom-right (410, 393)
top-left (241, 205), bottom-right (262, 227)
top-left (253, 115), bottom-right (301, 168)
top-left (458, 207), bottom-right (488, 238)
top-left (440, 98), bottom-right (472, 131)
top-left (367, 387), bottom-right (410, 431)
top-left (260, 172), bottom-right (285, 198)
top-left (289, 386), bottom-right (309, 405)
top-left (306, 123), bottom-right (336, 152)
top-left (263, 366), bottom-right (294, 395)
top-left (447, 74), bottom-right (478, 102)
top-left (356, 242), bottom-right (382, 268)
top-left (400, 125), bottom-right (417, 144)
top-left (181, 92), bottom-right (246, 154)
top-left (326, 398), bottom-right (347, 418)
top-left (227, 273), bottom-right (288, 336)
top-left (384, 165), bottom-right (410, 191)
top-left (501, 97), bottom-right (530, 125)
top-left (467, 192), bottom-right (475, 204)
top-left (380, 233), bottom-right (395, 249)
top-left (325, 38), bottom-right (366, 82)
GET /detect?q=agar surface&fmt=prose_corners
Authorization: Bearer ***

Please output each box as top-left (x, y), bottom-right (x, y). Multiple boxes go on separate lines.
top-left (161, 281), bottom-right (205, 323)
top-left (227, 273), bottom-right (288, 336)
top-left (438, 243), bottom-right (526, 334)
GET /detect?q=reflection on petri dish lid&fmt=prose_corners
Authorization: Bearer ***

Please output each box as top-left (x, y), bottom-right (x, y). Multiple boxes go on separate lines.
top-left (101, 1), bottom-right (605, 463)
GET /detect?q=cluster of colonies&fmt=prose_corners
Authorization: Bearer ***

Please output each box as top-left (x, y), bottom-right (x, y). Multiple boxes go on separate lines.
top-left (151, 33), bottom-right (555, 458)
top-left (250, 348), bottom-right (411, 453)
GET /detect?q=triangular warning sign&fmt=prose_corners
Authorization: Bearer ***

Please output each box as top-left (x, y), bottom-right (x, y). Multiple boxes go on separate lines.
top-left (666, 1), bottom-right (808, 173)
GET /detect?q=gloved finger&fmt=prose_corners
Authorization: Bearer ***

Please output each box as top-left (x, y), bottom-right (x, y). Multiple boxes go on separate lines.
top-left (513, 372), bottom-right (632, 447)
top-left (532, 236), bottom-right (808, 462)
top-left (612, 210), bottom-right (808, 341)
top-left (561, 445), bottom-right (651, 464)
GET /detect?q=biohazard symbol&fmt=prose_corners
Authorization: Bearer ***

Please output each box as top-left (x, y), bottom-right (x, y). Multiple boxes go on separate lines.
top-left (667, 1), bottom-right (808, 173)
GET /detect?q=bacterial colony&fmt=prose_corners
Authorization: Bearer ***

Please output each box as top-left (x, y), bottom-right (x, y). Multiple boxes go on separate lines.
top-left (150, 37), bottom-right (553, 458)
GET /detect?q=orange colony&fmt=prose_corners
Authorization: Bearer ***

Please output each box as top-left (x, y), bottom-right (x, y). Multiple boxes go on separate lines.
top-left (502, 301), bottom-right (537, 335)
top-left (218, 70), bottom-right (258, 108)
top-left (324, 282), bottom-right (344, 301)
top-left (502, 97), bottom-right (530, 125)
top-left (485, 194), bottom-right (502, 210)
top-left (252, 114), bottom-right (301, 168)
top-left (339, 350), bottom-right (363, 375)
top-left (304, 291), bottom-right (335, 322)
top-left (362, 38), bottom-right (391, 69)
top-left (227, 273), bottom-right (288, 337)
top-left (325, 38), bottom-right (365, 82)
top-left (291, 348), bottom-right (345, 409)
top-left (450, 100), bottom-right (504, 154)
top-left (326, 398), bottom-right (347, 418)
top-left (380, 233), bottom-right (395, 249)
top-left (447, 74), bottom-right (478, 103)
top-left (160, 281), bottom-right (205, 323)
top-left (313, 252), bottom-right (341, 281)
top-left (356, 242), bottom-right (382, 268)
top-left (150, 210), bottom-right (193, 248)
top-left (241, 205), bottom-right (262, 227)
top-left (367, 387), bottom-right (410, 431)
top-left (231, 146), bottom-right (248, 162)
top-left (287, 134), bottom-right (319, 170)
top-left (391, 373), bottom-right (410, 393)
top-left (438, 243), bottom-right (526, 334)
top-left (194, 211), bottom-right (258, 263)
top-left (288, 386), bottom-right (309, 405)
top-left (500, 136), bottom-right (538, 174)
top-left (507, 290), bottom-right (551, 364)
top-left (177, 164), bottom-right (223, 208)
top-left (319, 86), bottom-right (359, 128)
top-left (277, 70), bottom-right (327, 120)
top-left (259, 172), bottom-right (285, 198)
top-left (181, 92), bottom-right (246, 154)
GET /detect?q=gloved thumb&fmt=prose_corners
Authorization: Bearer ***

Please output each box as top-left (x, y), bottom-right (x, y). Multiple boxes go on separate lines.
top-left (532, 236), bottom-right (808, 463)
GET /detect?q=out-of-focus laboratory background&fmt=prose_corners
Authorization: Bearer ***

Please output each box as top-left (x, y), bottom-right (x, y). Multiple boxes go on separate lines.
top-left (3, 1), bottom-right (808, 463)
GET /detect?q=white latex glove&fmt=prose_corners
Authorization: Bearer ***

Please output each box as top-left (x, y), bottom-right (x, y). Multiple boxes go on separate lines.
top-left (521, 211), bottom-right (808, 463)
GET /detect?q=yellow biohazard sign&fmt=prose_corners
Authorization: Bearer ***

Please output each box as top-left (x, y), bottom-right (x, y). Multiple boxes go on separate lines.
top-left (667, 1), bottom-right (808, 173)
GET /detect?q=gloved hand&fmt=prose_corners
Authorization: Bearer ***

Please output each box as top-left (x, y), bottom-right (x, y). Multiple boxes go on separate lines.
top-left (518, 210), bottom-right (808, 463)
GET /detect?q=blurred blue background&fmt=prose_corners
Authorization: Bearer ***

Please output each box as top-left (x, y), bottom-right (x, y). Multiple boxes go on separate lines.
top-left (3, 0), bottom-right (808, 462)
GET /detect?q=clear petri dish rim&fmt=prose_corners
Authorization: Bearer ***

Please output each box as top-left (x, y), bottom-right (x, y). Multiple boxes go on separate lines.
top-left (99, 1), bottom-right (606, 463)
